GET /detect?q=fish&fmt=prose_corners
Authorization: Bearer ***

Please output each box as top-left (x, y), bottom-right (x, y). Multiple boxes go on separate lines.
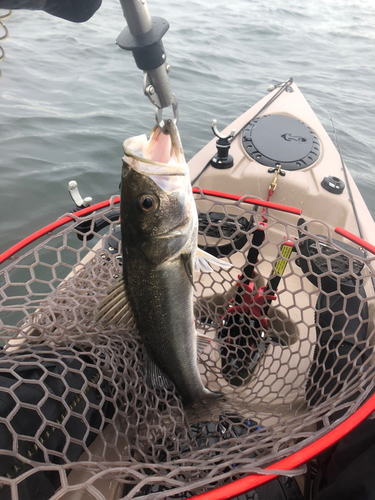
top-left (96, 120), bottom-right (231, 406)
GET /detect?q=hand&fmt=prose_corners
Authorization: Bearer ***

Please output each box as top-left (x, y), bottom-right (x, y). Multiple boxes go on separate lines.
top-left (0, 0), bottom-right (102, 22)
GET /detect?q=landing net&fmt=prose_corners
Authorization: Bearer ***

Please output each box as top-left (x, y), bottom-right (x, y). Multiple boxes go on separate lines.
top-left (0, 192), bottom-right (374, 499)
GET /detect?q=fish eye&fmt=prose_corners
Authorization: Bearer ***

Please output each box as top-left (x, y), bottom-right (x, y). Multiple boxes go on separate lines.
top-left (136, 194), bottom-right (159, 214)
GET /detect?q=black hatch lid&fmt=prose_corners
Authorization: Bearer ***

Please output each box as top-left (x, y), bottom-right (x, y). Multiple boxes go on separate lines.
top-left (242, 114), bottom-right (320, 171)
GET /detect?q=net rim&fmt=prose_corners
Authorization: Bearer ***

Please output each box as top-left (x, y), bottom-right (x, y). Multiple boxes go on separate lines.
top-left (190, 391), bottom-right (375, 500)
top-left (0, 190), bottom-right (302, 267)
top-left (1, 190), bottom-right (373, 268)
top-left (0, 187), bottom-right (375, 265)
top-left (1, 190), bottom-right (375, 500)
top-left (0, 196), bottom-right (122, 266)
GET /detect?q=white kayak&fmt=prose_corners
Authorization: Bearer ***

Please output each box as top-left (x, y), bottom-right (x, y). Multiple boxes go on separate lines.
top-left (189, 79), bottom-right (375, 246)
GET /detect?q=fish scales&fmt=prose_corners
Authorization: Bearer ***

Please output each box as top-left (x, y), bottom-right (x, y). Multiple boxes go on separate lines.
top-left (123, 246), bottom-right (203, 406)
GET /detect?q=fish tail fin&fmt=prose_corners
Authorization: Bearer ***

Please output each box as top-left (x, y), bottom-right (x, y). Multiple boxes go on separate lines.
top-left (188, 388), bottom-right (224, 408)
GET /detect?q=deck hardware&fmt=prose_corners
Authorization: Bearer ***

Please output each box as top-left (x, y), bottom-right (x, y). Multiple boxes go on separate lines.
top-left (210, 119), bottom-right (236, 169)
top-left (268, 167), bottom-right (286, 176)
top-left (321, 175), bottom-right (345, 195)
top-left (68, 181), bottom-right (92, 210)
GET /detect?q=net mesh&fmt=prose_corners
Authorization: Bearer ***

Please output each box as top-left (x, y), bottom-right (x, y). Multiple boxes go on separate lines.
top-left (0, 193), bottom-right (374, 499)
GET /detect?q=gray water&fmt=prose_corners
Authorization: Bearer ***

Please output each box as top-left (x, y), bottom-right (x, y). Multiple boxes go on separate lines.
top-left (0, 0), bottom-right (374, 257)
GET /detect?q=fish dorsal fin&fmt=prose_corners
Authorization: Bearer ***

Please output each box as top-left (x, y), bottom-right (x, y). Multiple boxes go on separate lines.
top-left (146, 353), bottom-right (173, 390)
top-left (195, 248), bottom-right (232, 273)
top-left (94, 279), bottom-right (135, 327)
top-left (182, 253), bottom-right (196, 289)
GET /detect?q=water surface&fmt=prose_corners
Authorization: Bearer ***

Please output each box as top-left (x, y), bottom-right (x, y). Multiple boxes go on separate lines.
top-left (0, 0), bottom-right (374, 255)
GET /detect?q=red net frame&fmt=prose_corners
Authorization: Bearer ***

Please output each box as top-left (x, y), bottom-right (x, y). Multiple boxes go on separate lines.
top-left (0, 190), bottom-right (375, 500)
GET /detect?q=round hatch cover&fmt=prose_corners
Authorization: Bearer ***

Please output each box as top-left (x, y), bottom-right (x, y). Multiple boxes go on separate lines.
top-left (242, 114), bottom-right (320, 170)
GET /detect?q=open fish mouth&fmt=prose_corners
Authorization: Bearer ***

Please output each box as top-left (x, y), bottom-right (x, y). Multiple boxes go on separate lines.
top-left (123, 146), bottom-right (186, 176)
top-left (123, 120), bottom-right (186, 179)
top-left (122, 121), bottom-right (189, 194)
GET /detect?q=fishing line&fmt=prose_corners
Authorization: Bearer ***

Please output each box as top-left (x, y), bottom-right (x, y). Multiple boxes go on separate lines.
top-left (329, 111), bottom-right (375, 294)
top-left (328, 111), bottom-right (364, 242)
top-left (191, 77), bottom-right (294, 186)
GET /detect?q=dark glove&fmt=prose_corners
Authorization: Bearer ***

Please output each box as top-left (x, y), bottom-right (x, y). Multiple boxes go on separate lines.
top-left (0, 0), bottom-right (102, 22)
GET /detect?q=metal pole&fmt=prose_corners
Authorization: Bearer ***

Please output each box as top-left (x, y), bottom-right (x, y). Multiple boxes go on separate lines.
top-left (118, 0), bottom-right (152, 36)
top-left (117, 0), bottom-right (177, 127)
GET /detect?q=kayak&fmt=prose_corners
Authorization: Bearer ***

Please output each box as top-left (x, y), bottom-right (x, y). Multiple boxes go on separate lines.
top-left (0, 79), bottom-right (375, 500)
top-left (190, 78), bottom-right (375, 246)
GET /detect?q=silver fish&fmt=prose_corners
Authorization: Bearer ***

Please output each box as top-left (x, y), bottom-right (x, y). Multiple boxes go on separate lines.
top-left (97, 120), bottom-right (230, 406)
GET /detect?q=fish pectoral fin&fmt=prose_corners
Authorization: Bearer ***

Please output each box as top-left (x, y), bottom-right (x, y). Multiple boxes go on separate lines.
top-left (195, 248), bottom-right (233, 273)
top-left (182, 253), bottom-right (196, 290)
top-left (93, 279), bottom-right (135, 327)
top-left (197, 334), bottom-right (212, 358)
top-left (146, 353), bottom-right (173, 390)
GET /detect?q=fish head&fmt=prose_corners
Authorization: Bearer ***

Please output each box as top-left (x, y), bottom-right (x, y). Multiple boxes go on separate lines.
top-left (121, 121), bottom-right (196, 266)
